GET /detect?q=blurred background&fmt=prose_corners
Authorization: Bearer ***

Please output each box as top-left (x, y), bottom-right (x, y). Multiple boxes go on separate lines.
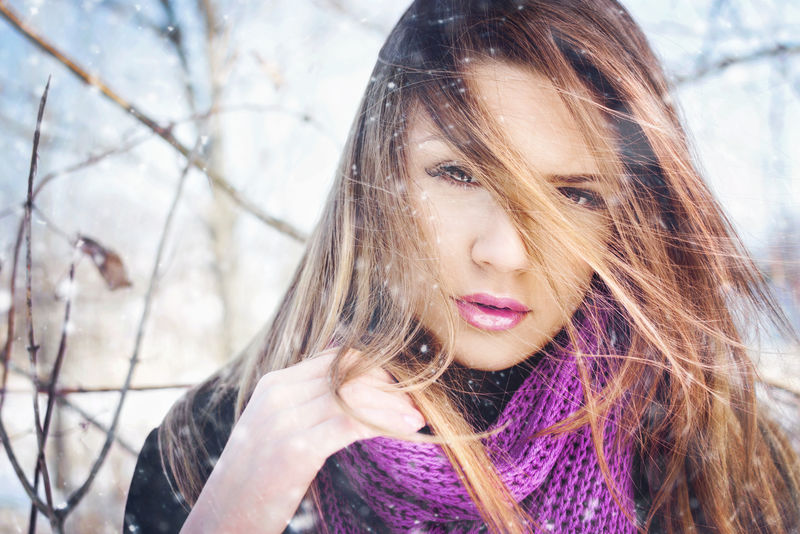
top-left (0, 0), bottom-right (798, 532)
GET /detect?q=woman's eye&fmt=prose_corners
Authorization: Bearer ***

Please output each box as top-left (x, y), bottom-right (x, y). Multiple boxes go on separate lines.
top-left (425, 164), bottom-right (477, 187)
top-left (559, 187), bottom-right (602, 208)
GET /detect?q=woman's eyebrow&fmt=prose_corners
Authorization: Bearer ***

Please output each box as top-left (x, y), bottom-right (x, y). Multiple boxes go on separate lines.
top-left (415, 133), bottom-right (451, 147)
top-left (548, 174), bottom-right (600, 184)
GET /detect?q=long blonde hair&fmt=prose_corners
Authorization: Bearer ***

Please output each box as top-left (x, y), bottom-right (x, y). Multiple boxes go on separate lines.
top-left (161, 1), bottom-right (800, 532)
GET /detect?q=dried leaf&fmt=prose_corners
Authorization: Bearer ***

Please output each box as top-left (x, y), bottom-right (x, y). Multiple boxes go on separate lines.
top-left (76, 235), bottom-right (132, 290)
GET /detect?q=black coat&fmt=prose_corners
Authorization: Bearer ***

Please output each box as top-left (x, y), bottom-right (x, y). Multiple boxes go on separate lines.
top-left (123, 359), bottom-right (653, 533)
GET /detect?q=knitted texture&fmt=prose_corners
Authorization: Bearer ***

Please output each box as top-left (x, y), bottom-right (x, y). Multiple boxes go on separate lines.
top-left (317, 295), bottom-right (636, 533)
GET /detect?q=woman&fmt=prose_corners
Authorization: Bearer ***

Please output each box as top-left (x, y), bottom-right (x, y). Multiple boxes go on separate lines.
top-left (124, 0), bottom-right (800, 532)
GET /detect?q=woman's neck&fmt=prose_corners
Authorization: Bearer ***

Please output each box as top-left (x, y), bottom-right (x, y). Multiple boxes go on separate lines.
top-left (447, 351), bottom-right (543, 431)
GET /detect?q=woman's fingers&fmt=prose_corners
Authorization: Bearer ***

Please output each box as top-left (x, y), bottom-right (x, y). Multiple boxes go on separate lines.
top-left (253, 371), bottom-right (418, 422)
top-left (253, 376), bottom-right (330, 413)
top-left (260, 347), bottom-right (398, 388)
top-left (259, 378), bottom-right (422, 435)
top-left (265, 380), bottom-right (425, 439)
top-left (293, 408), bottom-right (427, 470)
top-left (253, 349), bottom-right (419, 420)
top-left (180, 350), bottom-right (425, 534)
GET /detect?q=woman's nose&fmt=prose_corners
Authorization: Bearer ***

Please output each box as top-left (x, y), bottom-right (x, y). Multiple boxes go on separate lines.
top-left (470, 199), bottom-right (529, 274)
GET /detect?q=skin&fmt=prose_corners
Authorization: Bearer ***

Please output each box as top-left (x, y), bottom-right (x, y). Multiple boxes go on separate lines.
top-left (180, 62), bottom-right (610, 532)
top-left (408, 62), bottom-right (609, 370)
top-left (180, 350), bottom-right (426, 533)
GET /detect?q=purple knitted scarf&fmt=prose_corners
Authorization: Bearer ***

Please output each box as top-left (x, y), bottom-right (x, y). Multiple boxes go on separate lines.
top-left (317, 295), bottom-right (636, 533)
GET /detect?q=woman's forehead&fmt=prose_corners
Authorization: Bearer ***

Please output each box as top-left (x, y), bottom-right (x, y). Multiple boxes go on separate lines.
top-left (406, 62), bottom-right (600, 177)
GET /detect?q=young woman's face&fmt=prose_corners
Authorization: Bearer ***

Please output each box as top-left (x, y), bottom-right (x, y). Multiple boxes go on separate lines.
top-left (407, 62), bottom-right (609, 370)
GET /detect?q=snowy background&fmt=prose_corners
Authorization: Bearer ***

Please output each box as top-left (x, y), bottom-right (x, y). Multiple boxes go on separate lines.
top-left (0, 0), bottom-right (798, 532)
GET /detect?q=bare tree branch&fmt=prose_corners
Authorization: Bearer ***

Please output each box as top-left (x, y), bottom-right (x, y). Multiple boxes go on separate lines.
top-left (159, 0), bottom-right (198, 112)
top-left (0, 383), bottom-right (194, 395)
top-left (56, 383), bottom-right (194, 394)
top-left (31, 206), bottom-right (73, 246)
top-left (0, 1), bottom-right (307, 243)
top-left (0, 122), bottom-right (207, 526)
top-left (0, 131), bottom-right (149, 222)
top-left (172, 102), bottom-right (339, 145)
top-left (0, 77), bottom-right (59, 530)
top-left (675, 42), bottom-right (800, 85)
top-left (32, 132), bottom-right (151, 199)
top-left (23, 78), bottom-right (56, 533)
top-left (29, 258), bottom-right (75, 531)
top-left (56, 397), bottom-right (138, 456)
top-left (64, 137), bottom-right (203, 513)
top-left (4, 361), bottom-right (140, 456)
top-left (0, 421), bottom-right (52, 518)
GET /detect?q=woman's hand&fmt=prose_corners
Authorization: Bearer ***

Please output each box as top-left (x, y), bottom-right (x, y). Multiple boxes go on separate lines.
top-left (179, 349), bottom-right (426, 534)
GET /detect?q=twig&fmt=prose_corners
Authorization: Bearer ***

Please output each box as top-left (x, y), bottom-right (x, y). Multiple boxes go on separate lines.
top-left (32, 132), bottom-right (151, 199)
top-left (1, 383), bottom-right (195, 395)
top-left (171, 102), bottom-right (338, 145)
top-left (31, 206), bottom-right (73, 245)
top-left (0, 78), bottom-right (58, 528)
top-left (4, 361), bottom-right (140, 456)
top-left (0, 421), bottom-right (51, 515)
top-left (54, 383), bottom-right (194, 394)
top-left (63, 137), bottom-right (203, 514)
top-left (55, 397), bottom-right (138, 456)
top-left (675, 42), bottom-right (800, 85)
top-left (158, 0), bottom-right (198, 113)
top-left (29, 258), bottom-right (75, 531)
top-left (24, 78), bottom-right (56, 533)
top-left (4, 361), bottom-right (194, 395)
top-left (0, 4), bottom-right (164, 138)
top-left (0, 1), bottom-right (306, 243)
top-left (0, 132), bottom-right (149, 221)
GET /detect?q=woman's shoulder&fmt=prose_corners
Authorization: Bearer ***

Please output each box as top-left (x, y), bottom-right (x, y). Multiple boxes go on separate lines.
top-left (124, 427), bottom-right (188, 533)
top-left (186, 383), bottom-right (239, 455)
top-left (123, 385), bottom-right (237, 533)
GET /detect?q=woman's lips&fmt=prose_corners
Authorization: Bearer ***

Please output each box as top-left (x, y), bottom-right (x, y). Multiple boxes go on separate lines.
top-left (455, 293), bottom-right (530, 331)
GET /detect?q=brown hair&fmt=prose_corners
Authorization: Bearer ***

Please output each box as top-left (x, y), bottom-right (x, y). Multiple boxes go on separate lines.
top-left (160, 1), bottom-right (800, 532)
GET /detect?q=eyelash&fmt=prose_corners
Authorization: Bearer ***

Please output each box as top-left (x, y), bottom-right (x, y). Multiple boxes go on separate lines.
top-left (425, 163), bottom-right (478, 187)
top-left (425, 163), bottom-right (603, 208)
top-left (558, 187), bottom-right (603, 209)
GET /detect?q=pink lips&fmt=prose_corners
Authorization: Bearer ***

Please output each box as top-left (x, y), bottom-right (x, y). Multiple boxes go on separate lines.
top-left (455, 293), bottom-right (530, 331)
